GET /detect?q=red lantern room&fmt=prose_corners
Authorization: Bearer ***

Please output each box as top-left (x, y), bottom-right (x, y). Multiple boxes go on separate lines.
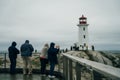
top-left (79, 15), bottom-right (87, 24)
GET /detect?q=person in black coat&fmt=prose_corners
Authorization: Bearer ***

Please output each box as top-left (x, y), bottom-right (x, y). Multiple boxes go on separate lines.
top-left (48, 42), bottom-right (60, 78)
top-left (8, 41), bottom-right (19, 74)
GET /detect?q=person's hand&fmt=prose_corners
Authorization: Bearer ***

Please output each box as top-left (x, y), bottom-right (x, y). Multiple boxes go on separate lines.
top-left (56, 45), bottom-right (60, 49)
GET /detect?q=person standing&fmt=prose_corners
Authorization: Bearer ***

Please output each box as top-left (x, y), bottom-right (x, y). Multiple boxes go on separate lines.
top-left (8, 41), bottom-right (19, 74)
top-left (20, 40), bottom-right (34, 75)
top-left (91, 45), bottom-right (95, 51)
top-left (48, 42), bottom-right (60, 78)
top-left (40, 43), bottom-right (49, 76)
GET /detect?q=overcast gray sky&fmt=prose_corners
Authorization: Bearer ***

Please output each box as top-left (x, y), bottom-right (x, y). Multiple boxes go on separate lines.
top-left (0, 0), bottom-right (120, 51)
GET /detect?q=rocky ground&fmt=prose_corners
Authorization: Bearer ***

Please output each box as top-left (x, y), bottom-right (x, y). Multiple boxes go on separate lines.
top-left (62, 50), bottom-right (120, 67)
top-left (60, 50), bottom-right (120, 80)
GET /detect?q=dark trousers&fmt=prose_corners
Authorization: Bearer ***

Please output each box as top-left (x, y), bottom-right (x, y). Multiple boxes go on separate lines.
top-left (9, 57), bottom-right (16, 74)
top-left (49, 62), bottom-right (55, 76)
top-left (40, 58), bottom-right (47, 74)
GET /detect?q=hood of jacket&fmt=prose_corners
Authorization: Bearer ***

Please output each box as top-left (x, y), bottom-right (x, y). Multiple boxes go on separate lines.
top-left (50, 42), bottom-right (55, 48)
top-left (12, 41), bottom-right (17, 47)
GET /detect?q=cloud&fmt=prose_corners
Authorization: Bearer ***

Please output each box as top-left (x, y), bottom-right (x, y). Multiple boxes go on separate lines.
top-left (0, 0), bottom-right (120, 51)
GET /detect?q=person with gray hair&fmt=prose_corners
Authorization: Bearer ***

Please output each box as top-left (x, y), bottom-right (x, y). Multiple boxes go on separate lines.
top-left (20, 40), bottom-right (34, 75)
top-left (40, 43), bottom-right (49, 76)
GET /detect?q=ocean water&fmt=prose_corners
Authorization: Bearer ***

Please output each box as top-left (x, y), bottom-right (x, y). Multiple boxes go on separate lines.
top-left (99, 50), bottom-right (120, 54)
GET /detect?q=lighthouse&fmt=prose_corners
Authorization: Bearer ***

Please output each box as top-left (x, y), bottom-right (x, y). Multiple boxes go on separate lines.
top-left (77, 15), bottom-right (89, 50)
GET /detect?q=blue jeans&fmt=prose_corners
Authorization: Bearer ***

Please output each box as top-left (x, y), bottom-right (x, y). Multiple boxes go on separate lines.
top-left (49, 62), bottom-right (55, 76)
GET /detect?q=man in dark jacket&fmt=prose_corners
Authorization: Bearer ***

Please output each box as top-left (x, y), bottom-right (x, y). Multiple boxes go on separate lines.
top-left (20, 40), bottom-right (34, 75)
top-left (8, 41), bottom-right (19, 74)
top-left (48, 42), bottom-right (60, 78)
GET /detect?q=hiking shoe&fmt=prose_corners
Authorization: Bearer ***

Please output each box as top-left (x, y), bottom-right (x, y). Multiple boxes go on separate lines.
top-left (48, 75), bottom-right (55, 78)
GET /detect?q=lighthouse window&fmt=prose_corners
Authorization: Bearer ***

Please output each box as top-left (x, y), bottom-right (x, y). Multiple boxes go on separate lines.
top-left (83, 27), bottom-right (85, 31)
top-left (83, 35), bottom-right (85, 38)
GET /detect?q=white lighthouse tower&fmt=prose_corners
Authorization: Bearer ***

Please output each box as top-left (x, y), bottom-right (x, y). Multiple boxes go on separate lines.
top-left (77, 15), bottom-right (89, 50)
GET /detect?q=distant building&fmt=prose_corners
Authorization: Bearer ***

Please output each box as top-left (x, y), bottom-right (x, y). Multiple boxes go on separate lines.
top-left (77, 15), bottom-right (89, 50)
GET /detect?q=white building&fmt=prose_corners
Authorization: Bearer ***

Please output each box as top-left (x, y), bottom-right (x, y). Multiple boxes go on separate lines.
top-left (77, 15), bottom-right (89, 50)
